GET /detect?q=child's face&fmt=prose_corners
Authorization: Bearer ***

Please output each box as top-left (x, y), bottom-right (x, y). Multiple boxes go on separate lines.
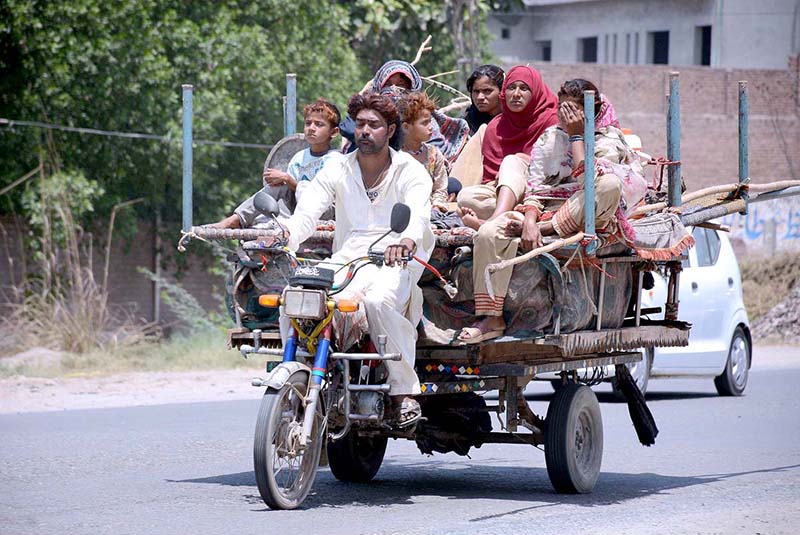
top-left (404, 110), bottom-right (433, 145)
top-left (303, 111), bottom-right (337, 148)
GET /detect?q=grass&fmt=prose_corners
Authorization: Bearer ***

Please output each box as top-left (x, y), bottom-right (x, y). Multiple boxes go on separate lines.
top-left (0, 329), bottom-right (264, 379)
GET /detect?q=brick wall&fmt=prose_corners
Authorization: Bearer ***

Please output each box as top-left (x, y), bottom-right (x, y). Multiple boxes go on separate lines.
top-left (516, 59), bottom-right (800, 191)
top-left (0, 216), bottom-right (225, 325)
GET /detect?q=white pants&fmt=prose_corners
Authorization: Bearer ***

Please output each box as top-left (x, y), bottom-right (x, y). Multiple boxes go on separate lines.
top-left (280, 261), bottom-right (421, 396)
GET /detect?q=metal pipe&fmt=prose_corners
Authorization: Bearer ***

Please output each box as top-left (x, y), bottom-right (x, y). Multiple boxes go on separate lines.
top-left (596, 261), bottom-right (607, 331)
top-left (738, 81), bottom-right (750, 215)
top-left (285, 73), bottom-right (297, 137)
top-left (181, 84), bottom-right (193, 232)
top-left (583, 90), bottom-right (596, 255)
top-left (738, 81), bottom-right (749, 183)
top-left (667, 73), bottom-right (682, 208)
top-left (635, 269), bottom-right (644, 327)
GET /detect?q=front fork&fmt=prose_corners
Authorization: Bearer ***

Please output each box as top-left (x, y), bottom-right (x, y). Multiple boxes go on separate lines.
top-left (288, 324), bottom-right (331, 447)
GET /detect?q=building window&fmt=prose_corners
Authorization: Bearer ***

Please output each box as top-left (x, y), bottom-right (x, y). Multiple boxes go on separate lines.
top-left (535, 40), bottom-right (552, 62)
top-left (647, 31), bottom-right (669, 64)
top-left (612, 33), bottom-right (618, 64)
top-left (579, 37), bottom-right (598, 63)
top-left (695, 25), bottom-right (712, 66)
top-left (634, 32), bottom-right (640, 63)
top-left (501, 27), bottom-right (510, 40)
top-left (625, 33), bottom-right (631, 64)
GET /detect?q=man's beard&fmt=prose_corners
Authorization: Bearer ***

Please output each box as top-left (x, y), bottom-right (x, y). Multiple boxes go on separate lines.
top-left (356, 135), bottom-right (386, 155)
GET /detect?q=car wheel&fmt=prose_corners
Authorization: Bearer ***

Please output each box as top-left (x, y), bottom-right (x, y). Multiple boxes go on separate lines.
top-left (714, 326), bottom-right (750, 396)
top-left (612, 348), bottom-right (652, 400)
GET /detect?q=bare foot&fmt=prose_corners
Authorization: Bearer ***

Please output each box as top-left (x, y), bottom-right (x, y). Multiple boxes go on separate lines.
top-left (458, 207), bottom-right (484, 230)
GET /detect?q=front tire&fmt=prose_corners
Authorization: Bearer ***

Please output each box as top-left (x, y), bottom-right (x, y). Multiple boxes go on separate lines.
top-left (327, 430), bottom-right (387, 483)
top-left (254, 374), bottom-right (323, 510)
top-left (545, 383), bottom-right (603, 494)
top-left (714, 326), bottom-right (750, 396)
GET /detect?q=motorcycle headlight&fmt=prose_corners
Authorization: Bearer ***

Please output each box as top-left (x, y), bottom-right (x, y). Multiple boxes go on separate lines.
top-left (283, 289), bottom-right (327, 319)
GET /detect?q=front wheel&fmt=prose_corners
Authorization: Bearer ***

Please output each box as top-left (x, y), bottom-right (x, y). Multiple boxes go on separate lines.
top-left (254, 374), bottom-right (323, 510)
top-left (714, 326), bottom-right (750, 396)
top-left (545, 383), bottom-right (603, 494)
top-left (327, 430), bottom-right (387, 483)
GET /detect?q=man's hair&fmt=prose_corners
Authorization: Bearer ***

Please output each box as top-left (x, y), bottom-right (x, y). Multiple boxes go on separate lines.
top-left (397, 92), bottom-right (437, 125)
top-left (302, 98), bottom-right (341, 127)
top-left (347, 93), bottom-right (400, 126)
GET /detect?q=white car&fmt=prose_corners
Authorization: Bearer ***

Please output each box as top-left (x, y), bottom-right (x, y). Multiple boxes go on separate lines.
top-left (539, 226), bottom-right (752, 397)
top-left (636, 225), bottom-right (752, 396)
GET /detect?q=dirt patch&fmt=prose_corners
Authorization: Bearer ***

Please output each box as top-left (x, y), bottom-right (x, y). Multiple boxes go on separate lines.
top-left (739, 250), bottom-right (800, 325)
top-left (0, 369), bottom-right (264, 414)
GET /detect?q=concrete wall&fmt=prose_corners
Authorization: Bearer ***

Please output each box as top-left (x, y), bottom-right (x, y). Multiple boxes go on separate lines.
top-left (0, 217), bottom-right (226, 327)
top-left (490, 0), bottom-right (800, 69)
top-left (721, 197), bottom-right (800, 253)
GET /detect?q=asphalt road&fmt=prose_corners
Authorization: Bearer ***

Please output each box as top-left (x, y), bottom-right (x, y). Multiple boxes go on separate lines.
top-left (2, 363), bottom-right (799, 535)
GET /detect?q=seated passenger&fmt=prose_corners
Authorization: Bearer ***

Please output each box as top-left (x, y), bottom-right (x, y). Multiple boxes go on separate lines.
top-left (463, 64), bottom-right (504, 135)
top-left (341, 60), bottom-right (469, 163)
top-left (398, 92), bottom-right (449, 212)
top-left (457, 65), bottom-right (559, 230)
top-left (215, 99), bottom-right (342, 228)
top-left (458, 79), bottom-right (646, 344)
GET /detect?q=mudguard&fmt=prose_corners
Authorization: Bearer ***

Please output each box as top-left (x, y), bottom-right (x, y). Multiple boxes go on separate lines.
top-left (262, 361), bottom-right (312, 390)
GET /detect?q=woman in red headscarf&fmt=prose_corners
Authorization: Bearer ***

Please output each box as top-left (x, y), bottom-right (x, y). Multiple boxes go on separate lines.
top-left (456, 65), bottom-right (559, 230)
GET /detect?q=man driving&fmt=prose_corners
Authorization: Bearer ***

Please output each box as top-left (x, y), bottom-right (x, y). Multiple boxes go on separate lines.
top-left (270, 93), bottom-right (434, 427)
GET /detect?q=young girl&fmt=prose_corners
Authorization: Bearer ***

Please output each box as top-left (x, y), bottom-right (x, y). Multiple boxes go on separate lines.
top-left (398, 92), bottom-right (449, 212)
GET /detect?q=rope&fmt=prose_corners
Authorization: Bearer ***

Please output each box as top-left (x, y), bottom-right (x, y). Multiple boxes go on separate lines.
top-left (0, 118), bottom-right (273, 150)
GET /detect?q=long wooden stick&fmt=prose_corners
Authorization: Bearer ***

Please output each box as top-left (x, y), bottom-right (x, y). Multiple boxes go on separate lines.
top-left (631, 179), bottom-right (800, 217)
top-left (485, 232), bottom-right (585, 299)
top-left (410, 35), bottom-right (433, 66)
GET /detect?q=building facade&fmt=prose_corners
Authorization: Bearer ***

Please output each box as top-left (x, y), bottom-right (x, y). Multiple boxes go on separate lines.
top-left (489, 0), bottom-right (800, 70)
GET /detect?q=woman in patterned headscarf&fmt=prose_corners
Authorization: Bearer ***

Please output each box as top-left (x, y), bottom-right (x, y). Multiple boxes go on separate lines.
top-left (340, 60), bottom-right (470, 163)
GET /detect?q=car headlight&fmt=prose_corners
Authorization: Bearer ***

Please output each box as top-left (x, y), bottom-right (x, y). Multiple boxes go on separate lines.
top-left (283, 289), bottom-right (327, 320)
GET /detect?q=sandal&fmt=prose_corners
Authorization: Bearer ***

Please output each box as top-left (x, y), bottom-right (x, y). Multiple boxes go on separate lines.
top-left (457, 326), bottom-right (504, 345)
top-left (396, 397), bottom-right (421, 428)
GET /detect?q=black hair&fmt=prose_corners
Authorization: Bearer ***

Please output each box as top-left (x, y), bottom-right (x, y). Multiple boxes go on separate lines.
top-left (466, 64), bottom-right (505, 93)
top-left (558, 78), bottom-right (602, 111)
top-left (464, 64), bottom-right (505, 134)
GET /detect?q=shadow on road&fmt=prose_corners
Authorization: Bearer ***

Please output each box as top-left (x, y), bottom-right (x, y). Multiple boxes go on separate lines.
top-left (523, 391), bottom-right (720, 403)
top-left (169, 462), bottom-right (800, 518)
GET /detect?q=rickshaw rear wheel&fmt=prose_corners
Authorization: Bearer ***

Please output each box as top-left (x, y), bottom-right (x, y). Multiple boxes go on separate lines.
top-left (327, 430), bottom-right (387, 483)
top-left (254, 373), bottom-right (323, 510)
top-left (544, 383), bottom-right (603, 494)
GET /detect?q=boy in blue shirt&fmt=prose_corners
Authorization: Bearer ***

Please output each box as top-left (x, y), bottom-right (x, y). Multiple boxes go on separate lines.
top-left (216, 98), bottom-right (342, 228)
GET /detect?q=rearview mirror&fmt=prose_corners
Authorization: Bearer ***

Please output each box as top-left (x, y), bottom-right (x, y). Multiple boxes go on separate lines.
top-left (253, 190), bottom-right (279, 216)
top-left (390, 203), bottom-right (410, 234)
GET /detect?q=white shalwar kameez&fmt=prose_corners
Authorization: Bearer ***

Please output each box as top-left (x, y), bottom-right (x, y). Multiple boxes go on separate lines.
top-left (282, 149), bottom-right (435, 395)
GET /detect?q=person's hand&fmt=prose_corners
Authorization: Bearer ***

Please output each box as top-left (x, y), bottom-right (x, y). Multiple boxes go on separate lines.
top-left (255, 230), bottom-right (290, 249)
top-left (384, 238), bottom-right (415, 267)
top-left (520, 213), bottom-right (542, 252)
top-left (263, 169), bottom-right (297, 190)
top-left (434, 203), bottom-right (449, 213)
top-left (559, 101), bottom-right (585, 137)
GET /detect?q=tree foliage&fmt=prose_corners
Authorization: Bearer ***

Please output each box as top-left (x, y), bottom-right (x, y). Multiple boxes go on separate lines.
top-left (0, 1), bottom-right (506, 235)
